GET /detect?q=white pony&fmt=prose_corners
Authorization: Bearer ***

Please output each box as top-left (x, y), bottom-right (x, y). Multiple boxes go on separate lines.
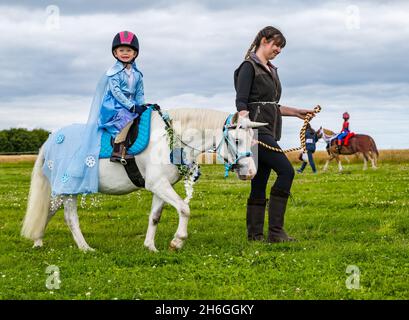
top-left (21, 108), bottom-right (265, 252)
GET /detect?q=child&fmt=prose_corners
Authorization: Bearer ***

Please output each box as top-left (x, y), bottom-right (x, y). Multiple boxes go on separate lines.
top-left (297, 124), bottom-right (318, 173)
top-left (337, 112), bottom-right (350, 152)
top-left (98, 31), bottom-right (147, 164)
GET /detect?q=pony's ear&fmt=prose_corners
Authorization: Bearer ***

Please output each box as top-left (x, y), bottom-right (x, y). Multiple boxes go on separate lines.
top-left (232, 111), bottom-right (249, 125)
top-left (231, 112), bottom-right (239, 125)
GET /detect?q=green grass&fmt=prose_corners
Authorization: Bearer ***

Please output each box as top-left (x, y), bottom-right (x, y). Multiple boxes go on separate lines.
top-left (1, 161), bottom-right (409, 300)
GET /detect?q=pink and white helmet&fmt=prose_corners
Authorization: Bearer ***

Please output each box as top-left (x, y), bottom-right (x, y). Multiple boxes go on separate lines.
top-left (112, 31), bottom-right (139, 56)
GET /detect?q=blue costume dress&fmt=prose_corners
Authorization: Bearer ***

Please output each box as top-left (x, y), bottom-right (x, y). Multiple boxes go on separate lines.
top-left (98, 61), bottom-right (145, 137)
top-left (42, 61), bottom-right (145, 195)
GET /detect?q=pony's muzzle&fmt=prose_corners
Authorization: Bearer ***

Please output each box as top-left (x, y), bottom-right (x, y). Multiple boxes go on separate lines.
top-left (235, 164), bottom-right (256, 180)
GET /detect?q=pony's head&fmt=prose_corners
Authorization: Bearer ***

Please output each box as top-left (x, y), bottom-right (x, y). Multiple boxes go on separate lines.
top-left (316, 127), bottom-right (337, 144)
top-left (316, 126), bottom-right (323, 139)
top-left (223, 111), bottom-right (267, 180)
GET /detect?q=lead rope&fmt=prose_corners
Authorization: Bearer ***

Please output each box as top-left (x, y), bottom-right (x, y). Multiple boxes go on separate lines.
top-left (254, 105), bottom-right (321, 153)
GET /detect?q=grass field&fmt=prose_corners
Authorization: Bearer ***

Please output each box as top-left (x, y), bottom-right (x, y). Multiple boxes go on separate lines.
top-left (1, 158), bottom-right (409, 300)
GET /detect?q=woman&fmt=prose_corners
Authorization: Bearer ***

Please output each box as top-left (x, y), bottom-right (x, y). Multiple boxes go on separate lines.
top-left (297, 124), bottom-right (318, 174)
top-left (234, 26), bottom-right (315, 242)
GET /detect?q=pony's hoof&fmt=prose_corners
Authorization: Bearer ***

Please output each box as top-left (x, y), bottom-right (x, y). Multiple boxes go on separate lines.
top-left (80, 246), bottom-right (95, 252)
top-left (144, 244), bottom-right (159, 253)
top-left (33, 239), bottom-right (43, 248)
top-left (169, 238), bottom-right (184, 251)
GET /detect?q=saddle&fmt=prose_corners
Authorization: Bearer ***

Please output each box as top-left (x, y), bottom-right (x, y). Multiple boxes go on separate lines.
top-left (99, 107), bottom-right (153, 159)
top-left (335, 132), bottom-right (355, 147)
top-left (343, 132), bottom-right (355, 146)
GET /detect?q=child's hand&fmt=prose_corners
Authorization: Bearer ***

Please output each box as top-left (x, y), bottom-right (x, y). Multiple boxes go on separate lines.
top-left (130, 104), bottom-right (147, 114)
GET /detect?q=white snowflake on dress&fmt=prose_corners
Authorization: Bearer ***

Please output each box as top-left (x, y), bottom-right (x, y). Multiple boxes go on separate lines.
top-left (47, 160), bottom-right (54, 170)
top-left (85, 156), bottom-right (96, 168)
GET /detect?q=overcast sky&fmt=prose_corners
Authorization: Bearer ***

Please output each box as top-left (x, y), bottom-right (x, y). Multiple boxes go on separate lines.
top-left (1, 0), bottom-right (408, 150)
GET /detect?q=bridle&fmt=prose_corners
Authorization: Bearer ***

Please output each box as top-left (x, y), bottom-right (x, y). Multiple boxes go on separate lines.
top-left (215, 114), bottom-right (253, 178)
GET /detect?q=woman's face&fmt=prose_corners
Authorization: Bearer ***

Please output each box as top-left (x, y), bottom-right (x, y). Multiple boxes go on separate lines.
top-left (262, 38), bottom-right (282, 60)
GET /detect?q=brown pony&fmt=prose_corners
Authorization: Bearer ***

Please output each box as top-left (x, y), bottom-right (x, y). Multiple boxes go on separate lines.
top-left (317, 128), bottom-right (379, 172)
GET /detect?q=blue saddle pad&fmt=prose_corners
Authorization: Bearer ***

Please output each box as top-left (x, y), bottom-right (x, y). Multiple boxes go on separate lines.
top-left (99, 107), bottom-right (153, 158)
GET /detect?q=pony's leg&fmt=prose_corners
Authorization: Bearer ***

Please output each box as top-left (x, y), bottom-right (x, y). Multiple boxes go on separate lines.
top-left (336, 155), bottom-right (343, 172)
top-left (323, 159), bottom-right (330, 171)
top-left (362, 153), bottom-right (369, 170)
top-left (323, 152), bottom-right (336, 171)
top-left (144, 194), bottom-right (165, 252)
top-left (370, 152), bottom-right (378, 169)
top-left (146, 179), bottom-right (190, 250)
top-left (63, 195), bottom-right (94, 252)
top-left (33, 201), bottom-right (62, 248)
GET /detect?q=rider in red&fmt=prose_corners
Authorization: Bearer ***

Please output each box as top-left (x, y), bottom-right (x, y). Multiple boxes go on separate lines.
top-left (337, 112), bottom-right (350, 152)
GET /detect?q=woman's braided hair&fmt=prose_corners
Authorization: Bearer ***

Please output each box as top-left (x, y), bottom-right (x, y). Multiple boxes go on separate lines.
top-left (245, 26), bottom-right (286, 59)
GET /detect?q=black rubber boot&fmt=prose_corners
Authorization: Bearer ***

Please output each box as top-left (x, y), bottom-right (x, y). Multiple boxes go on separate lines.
top-left (247, 198), bottom-right (267, 241)
top-left (267, 187), bottom-right (296, 243)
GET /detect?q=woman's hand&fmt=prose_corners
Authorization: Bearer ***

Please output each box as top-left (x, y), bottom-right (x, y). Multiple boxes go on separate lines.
top-left (280, 105), bottom-right (316, 119)
top-left (238, 110), bottom-right (249, 117)
top-left (294, 108), bottom-right (316, 120)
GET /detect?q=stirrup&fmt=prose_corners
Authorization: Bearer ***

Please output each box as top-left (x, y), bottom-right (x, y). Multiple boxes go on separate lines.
top-left (120, 144), bottom-right (128, 165)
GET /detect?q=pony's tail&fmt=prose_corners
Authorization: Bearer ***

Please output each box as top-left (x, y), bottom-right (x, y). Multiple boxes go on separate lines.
top-left (370, 137), bottom-right (379, 156)
top-left (369, 136), bottom-right (379, 166)
top-left (21, 145), bottom-right (51, 241)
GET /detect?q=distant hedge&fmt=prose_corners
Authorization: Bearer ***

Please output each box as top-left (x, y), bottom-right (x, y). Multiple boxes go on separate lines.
top-left (0, 128), bottom-right (50, 153)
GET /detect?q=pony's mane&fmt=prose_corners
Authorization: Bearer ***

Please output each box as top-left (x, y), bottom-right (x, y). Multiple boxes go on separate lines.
top-left (166, 108), bottom-right (231, 133)
top-left (323, 128), bottom-right (335, 135)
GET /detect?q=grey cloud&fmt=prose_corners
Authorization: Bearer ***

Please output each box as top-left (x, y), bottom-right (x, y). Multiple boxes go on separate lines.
top-left (10, 0), bottom-right (409, 15)
top-left (1, 1), bottom-right (408, 149)
top-left (8, 0), bottom-right (332, 15)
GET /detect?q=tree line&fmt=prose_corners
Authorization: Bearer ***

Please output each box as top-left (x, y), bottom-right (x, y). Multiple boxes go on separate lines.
top-left (0, 128), bottom-right (50, 153)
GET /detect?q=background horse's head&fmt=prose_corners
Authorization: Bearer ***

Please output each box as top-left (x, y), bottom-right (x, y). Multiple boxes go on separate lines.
top-left (316, 127), bottom-right (336, 144)
top-left (224, 111), bottom-right (267, 180)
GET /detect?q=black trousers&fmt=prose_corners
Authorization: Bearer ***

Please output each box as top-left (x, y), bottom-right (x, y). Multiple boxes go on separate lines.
top-left (250, 134), bottom-right (295, 199)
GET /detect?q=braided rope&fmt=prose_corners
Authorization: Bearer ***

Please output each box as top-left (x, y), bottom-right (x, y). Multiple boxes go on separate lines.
top-left (254, 105), bottom-right (322, 153)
